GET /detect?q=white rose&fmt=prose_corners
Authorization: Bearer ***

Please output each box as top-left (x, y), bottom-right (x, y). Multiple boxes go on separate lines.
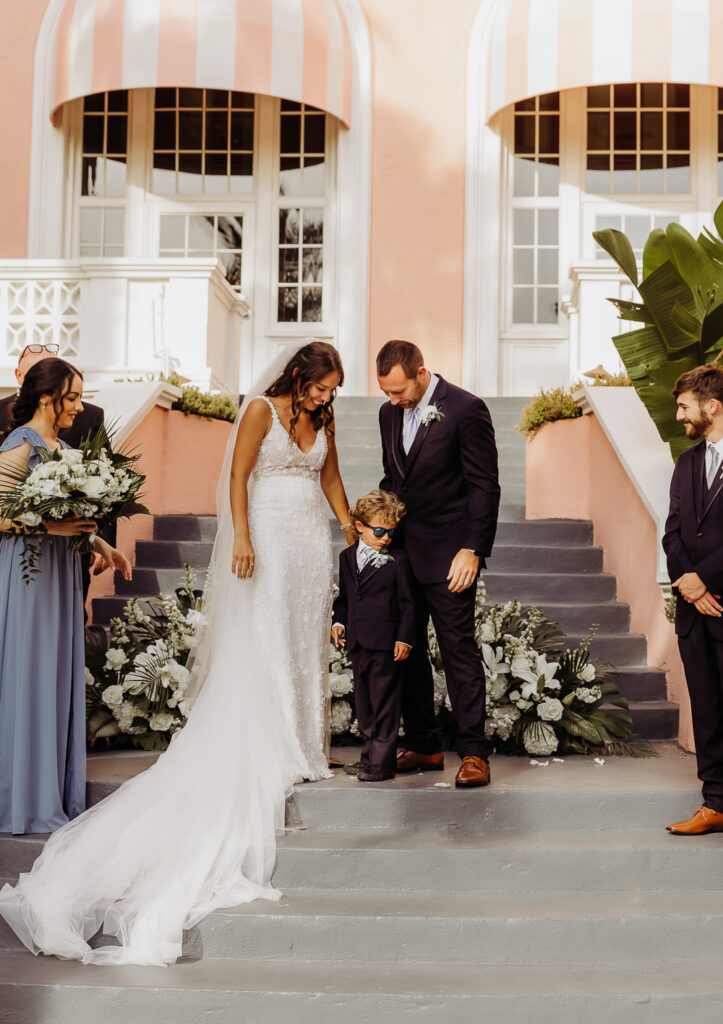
top-left (510, 653), bottom-right (531, 678)
top-left (330, 672), bottom-right (353, 697)
top-left (185, 609), bottom-right (206, 631)
top-left (105, 648), bottom-right (128, 671)
top-left (578, 664), bottom-right (596, 683)
top-left (149, 712), bottom-right (175, 732)
top-left (17, 511), bottom-right (42, 527)
top-left (101, 684), bottom-right (124, 707)
top-left (575, 685), bottom-right (602, 704)
top-left (537, 697), bottom-right (564, 722)
top-left (81, 478), bottom-right (107, 499)
top-left (84, 667), bottom-right (95, 687)
top-left (330, 699), bottom-right (353, 735)
top-left (168, 661), bottom-right (190, 688)
top-left (60, 449), bottom-right (84, 464)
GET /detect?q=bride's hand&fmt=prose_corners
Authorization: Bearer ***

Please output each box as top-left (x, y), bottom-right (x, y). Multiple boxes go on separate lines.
top-left (232, 536), bottom-right (256, 580)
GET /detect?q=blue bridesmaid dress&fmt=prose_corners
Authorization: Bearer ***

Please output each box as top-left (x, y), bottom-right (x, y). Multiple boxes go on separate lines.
top-left (0, 426), bottom-right (86, 834)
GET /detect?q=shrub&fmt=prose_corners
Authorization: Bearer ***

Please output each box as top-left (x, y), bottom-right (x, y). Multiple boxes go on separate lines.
top-left (519, 374), bottom-right (633, 437)
top-left (172, 384), bottom-right (238, 423)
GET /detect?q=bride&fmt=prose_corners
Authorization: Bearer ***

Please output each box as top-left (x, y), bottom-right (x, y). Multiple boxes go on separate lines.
top-left (0, 340), bottom-right (355, 966)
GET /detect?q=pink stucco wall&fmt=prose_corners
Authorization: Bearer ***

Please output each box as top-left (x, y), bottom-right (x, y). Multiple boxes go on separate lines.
top-left (1, 1), bottom-right (482, 388)
top-left (86, 408), bottom-right (231, 616)
top-left (526, 415), bottom-right (693, 751)
top-left (360, 0), bottom-right (481, 391)
top-left (0, 0), bottom-right (47, 256)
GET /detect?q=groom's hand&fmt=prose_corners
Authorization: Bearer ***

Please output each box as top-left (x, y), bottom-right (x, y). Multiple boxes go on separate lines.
top-left (674, 572), bottom-right (707, 603)
top-left (693, 591), bottom-right (723, 617)
top-left (447, 549), bottom-right (479, 593)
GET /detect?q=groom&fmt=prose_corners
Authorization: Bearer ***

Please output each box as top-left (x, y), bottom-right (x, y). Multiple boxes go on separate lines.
top-left (376, 339), bottom-right (500, 787)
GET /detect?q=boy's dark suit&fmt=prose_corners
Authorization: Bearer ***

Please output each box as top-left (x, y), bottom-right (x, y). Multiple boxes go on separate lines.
top-left (379, 375), bottom-right (500, 759)
top-left (333, 543), bottom-right (416, 769)
top-left (663, 439), bottom-right (723, 811)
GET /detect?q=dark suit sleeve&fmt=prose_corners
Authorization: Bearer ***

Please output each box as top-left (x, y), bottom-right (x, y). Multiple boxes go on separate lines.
top-left (662, 461), bottom-right (695, 583)
top-left (458, 399), bottom-right (501, 558)
top-left (394, 553), bottom-right (416, 648)
top-left (379, 405), bottom-right (393, 493)
top-left (332, 555), bottom-right (349, 631)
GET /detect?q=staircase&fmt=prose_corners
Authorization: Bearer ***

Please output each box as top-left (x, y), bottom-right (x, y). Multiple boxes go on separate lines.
top-left (93, 396), bottom-right (678, 740)
top-left (2, 748), bottom-right (722, 1021)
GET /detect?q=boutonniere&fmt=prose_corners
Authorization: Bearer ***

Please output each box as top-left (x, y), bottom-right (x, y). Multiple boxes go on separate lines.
top-left (370, 547), bottom-right (395, 568)
top-left (419, 404), bottom-right (444, 426)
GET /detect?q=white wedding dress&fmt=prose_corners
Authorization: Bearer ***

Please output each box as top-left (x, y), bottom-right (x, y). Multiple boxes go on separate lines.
top-left (0, 365), bottom-right (334, 966)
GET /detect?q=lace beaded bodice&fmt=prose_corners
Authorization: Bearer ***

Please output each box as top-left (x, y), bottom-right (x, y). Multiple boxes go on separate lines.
top-left (252, 397), bottom-right (328, 481)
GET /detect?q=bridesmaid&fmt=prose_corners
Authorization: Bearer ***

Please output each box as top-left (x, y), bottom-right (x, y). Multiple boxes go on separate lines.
top-left (0, 358), bottom-right (132, 834)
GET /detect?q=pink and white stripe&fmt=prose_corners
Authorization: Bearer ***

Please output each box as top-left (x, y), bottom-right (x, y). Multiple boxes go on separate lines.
top-left (52, 0), bottom-right (351, 126)
top-left (486, 0), bottom-right (723, 121)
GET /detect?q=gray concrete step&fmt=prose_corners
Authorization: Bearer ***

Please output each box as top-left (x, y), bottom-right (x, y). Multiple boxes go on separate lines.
top-left (484, 571), bottom-right (617, 602)
top-left (486, 544), bottom-right (603, 572)
top-left (3, 951), bottom-right (723, 1024)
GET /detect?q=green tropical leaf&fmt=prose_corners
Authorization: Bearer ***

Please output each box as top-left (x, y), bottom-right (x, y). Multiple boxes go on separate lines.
top-left (638, 261), bottom-right (699, 352)
top-left (609, 299), bottom-right (652, 323)
top-left (642, 228), bottom-right (673, 279)
top-left (671, 300), bottom-right (702, 338)
top-left (665, 222), bottom-right (720, 297)
top-left (698, 228), bottom-right (723, 269)
top-left (701, 301), bottom-right (723, 352)
top-left (613, 325), bottom-right (668, 373)
top-left (592, 228), bottom-right (638, 286)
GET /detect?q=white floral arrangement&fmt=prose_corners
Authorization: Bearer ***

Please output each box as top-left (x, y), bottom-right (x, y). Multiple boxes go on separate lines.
top-left (328, 577), bottom-right (651, 756)
top-left (418, 404), bottom-right (444, 426)
top-left (0, 425), bottom-right (147, 583)
top-left (85, 565), bottom-right (204, 751)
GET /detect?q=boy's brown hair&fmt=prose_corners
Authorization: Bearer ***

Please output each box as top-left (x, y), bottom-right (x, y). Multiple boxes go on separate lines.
top-left (350, 489), bottom-right (406, 529)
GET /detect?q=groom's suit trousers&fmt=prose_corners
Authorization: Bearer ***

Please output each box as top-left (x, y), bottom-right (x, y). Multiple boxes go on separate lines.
top-left (678, 616), bottom-right (723, 813)
top-left (402, 575), bottom-right (493, 760)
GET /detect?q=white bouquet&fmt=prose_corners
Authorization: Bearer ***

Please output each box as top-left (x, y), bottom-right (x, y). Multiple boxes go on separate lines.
top-left (0, 425), bottom-right (147, 582)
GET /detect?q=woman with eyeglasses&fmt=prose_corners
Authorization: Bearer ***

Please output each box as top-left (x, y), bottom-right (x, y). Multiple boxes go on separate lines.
top-left (0, 345), bottom-right (104, 448)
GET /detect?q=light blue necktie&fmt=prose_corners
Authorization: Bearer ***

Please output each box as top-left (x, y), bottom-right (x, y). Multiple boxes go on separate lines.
top-left (358, 546), bottom-right (372, 572)
top-left (707, 445), bottom-right (721, 489)
top-left (403, 406), bottom-right (421, 454)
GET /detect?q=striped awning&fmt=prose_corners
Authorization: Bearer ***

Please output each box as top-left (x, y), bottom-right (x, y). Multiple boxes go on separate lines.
top-left (486, 0), bottom-right (723, 122)
top-left (52, 0), bottom-right (351, 127)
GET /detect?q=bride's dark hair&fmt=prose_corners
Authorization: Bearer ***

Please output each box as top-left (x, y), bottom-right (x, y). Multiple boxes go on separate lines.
top-left (12, 357), bottom-right (82, 432)
top-left (265, 341), bottom-right (344, 438)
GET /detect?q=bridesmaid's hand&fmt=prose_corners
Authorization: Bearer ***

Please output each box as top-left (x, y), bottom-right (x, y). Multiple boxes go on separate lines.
top-left (91, 538), bottom-right (132, 581)
top-left (44, 517), bottom-right (97, 537)
top-left (232, 536), bottom-right (256, 580)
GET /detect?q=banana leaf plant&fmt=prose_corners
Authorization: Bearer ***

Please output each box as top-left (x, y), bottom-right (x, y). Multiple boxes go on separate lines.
top-left (593, 201), bottom-right (723, 460)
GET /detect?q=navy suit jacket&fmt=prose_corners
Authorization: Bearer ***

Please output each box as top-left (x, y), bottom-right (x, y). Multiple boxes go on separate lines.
top-left (663, 439), bottom-right (723, 639)
top-left (333, 542), bottom-right (416, 652)
top-left (378, 376), bottom-right (500, 584)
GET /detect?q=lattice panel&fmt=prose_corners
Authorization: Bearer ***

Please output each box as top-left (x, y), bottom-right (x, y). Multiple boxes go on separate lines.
top-left (4, 280), bottom-right (81, 358)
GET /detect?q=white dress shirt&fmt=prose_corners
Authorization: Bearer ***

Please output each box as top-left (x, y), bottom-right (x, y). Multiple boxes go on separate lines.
top-left (402, 372), bottom-right (439, 454)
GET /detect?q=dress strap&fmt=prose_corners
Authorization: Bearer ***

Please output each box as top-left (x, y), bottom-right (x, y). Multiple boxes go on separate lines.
top-left (257, 395), bottom-right (280, 425)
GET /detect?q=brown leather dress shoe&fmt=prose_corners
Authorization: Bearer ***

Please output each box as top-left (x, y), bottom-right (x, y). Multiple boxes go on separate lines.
top-left (666, 805), bottom-right (723, 835)
top-left (396, 748), bottom-right (444, 773)
top-left (455, 756), bottom-right (490, 788)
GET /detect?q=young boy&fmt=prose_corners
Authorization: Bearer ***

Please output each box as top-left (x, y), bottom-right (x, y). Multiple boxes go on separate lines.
top-left (332, 489), bottom-right (416, 782)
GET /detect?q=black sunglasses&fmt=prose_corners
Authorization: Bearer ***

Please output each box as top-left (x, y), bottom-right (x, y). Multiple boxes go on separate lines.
top-left (361, 522), bottom-right (397, 539)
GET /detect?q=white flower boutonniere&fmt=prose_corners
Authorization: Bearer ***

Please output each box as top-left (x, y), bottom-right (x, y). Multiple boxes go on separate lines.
top-left (370, 547), bottom-right (395, 568)
top-left (419, 404), bottom-right (444, 426)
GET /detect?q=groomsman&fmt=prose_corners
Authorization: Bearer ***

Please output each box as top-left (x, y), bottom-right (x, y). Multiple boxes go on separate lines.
top-left (0, 343), bottom-right (104, 446)
top-left (664, 364), bottom-right (723, 835)
top-left (376, 339), bottom-right (500, 788)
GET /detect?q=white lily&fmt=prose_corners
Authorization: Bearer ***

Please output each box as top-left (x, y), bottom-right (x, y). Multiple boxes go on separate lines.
top-left (481, 644), bottom-right (511, 682)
